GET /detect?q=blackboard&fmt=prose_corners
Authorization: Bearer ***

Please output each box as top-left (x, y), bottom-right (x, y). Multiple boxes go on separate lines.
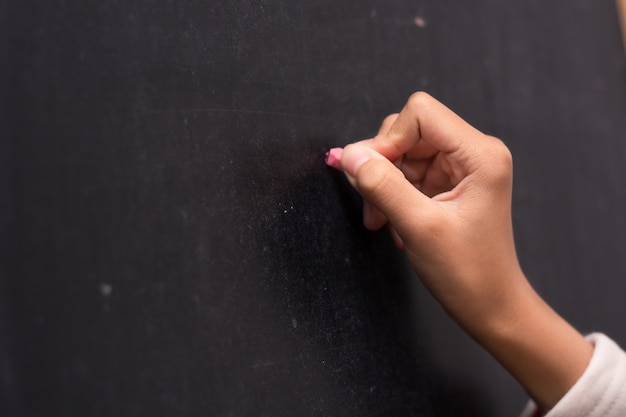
top-left (3, 1), bottom-right (626, 416)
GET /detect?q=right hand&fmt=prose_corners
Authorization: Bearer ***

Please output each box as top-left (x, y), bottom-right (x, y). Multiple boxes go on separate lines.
top-left (340, 92), bottom-right (523, 325)
top-left (340, 93), bottom-right (593, 410)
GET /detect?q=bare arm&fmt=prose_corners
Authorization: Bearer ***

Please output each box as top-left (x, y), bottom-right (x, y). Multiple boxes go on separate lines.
top-left (338, 92), bottom-right (593, 410)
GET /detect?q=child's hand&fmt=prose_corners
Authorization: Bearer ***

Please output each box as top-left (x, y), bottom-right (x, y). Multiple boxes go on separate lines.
top-left (339, 92), bottom-right (593, 410)
top-left (341, 92), bottom-right (522, 326)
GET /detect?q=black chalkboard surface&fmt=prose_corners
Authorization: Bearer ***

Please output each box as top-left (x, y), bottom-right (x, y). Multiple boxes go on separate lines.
top-left (3, 1), bottom-right (626, 416)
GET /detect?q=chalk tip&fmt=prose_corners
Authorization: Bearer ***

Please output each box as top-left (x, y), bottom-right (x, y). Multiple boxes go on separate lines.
top-left (325, 147), bottom-right (343, 170)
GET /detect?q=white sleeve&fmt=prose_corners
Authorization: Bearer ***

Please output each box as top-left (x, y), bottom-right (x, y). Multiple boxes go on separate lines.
top-left (520, 333), bottom-right (626, 417)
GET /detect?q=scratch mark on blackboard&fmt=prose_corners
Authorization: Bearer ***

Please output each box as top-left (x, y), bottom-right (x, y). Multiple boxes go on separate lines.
top-left (99, 283), bottom-right (112, 296)
top-left (143, 108), bottom-right (332, 123)
top-left (252, 360), bottom-right (276, 369)
top-left (413, 16), bottom-right (427, 27)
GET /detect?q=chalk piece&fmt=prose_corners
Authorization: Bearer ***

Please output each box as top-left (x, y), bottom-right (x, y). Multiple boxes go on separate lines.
top-left (325, 147), bottom-right (343, 170)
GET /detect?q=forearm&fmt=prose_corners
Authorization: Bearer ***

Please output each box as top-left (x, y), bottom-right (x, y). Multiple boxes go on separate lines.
top-left (458, 270), bottom-right (594, 411)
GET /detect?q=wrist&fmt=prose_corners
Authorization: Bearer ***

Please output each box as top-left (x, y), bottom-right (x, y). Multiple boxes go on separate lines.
top-left (458, 272), bottom-right (593, 410)
top-left (431, 262), bottom-right (532, 337)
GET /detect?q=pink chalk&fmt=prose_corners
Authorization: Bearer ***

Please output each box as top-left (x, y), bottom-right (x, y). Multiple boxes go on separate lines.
top-left (325, 147), bottom-right (343, 170)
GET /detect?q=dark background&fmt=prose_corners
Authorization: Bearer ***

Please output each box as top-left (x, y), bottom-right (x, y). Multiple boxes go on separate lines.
top-left (2, 0), bottom-right (626, 416)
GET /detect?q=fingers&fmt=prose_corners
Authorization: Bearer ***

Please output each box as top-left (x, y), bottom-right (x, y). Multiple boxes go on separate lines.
top-left (340, 93), bottom-right (487, 234)
top-left (361, 113), bottom-right (399, 230)
top-left (369, 92), bottom-right (484, 161)
top-left (388, 224), bottom-right (405, 249)
top-left (341, 144), bottom-right (437, 235)
top-left (377, 113), bottom-right (399, 136)
top-left (363, 201), bottom-right (387, 230)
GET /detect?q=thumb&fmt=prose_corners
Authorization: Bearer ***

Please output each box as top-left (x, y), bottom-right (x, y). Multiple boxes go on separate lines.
top-left (341, 144), bottom-right (437, 235)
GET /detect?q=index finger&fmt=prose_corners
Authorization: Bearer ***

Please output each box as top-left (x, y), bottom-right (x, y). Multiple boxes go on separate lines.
top-left (369, 92), bottom-right (484, 160)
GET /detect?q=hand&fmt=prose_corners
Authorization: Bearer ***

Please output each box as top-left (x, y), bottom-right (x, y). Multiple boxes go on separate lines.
top-left (341, 92), bottom-right (520, 323)
top-left (339, 92), bottom-right (592, 410)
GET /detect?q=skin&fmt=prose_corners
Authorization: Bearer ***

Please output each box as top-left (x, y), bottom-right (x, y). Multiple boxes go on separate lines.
top-left (339, 92), bottom-right (593, 411)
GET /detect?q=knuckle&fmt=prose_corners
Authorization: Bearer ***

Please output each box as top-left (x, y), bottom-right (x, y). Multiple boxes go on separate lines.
top-left (494, 139), bottom-right (513, 169)
top-left (382, 113), bottom-right (399, 126)
top-left (484, 136), bottom-right (513, 183)
top-left (406, 91), bottom-right (434, 111)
